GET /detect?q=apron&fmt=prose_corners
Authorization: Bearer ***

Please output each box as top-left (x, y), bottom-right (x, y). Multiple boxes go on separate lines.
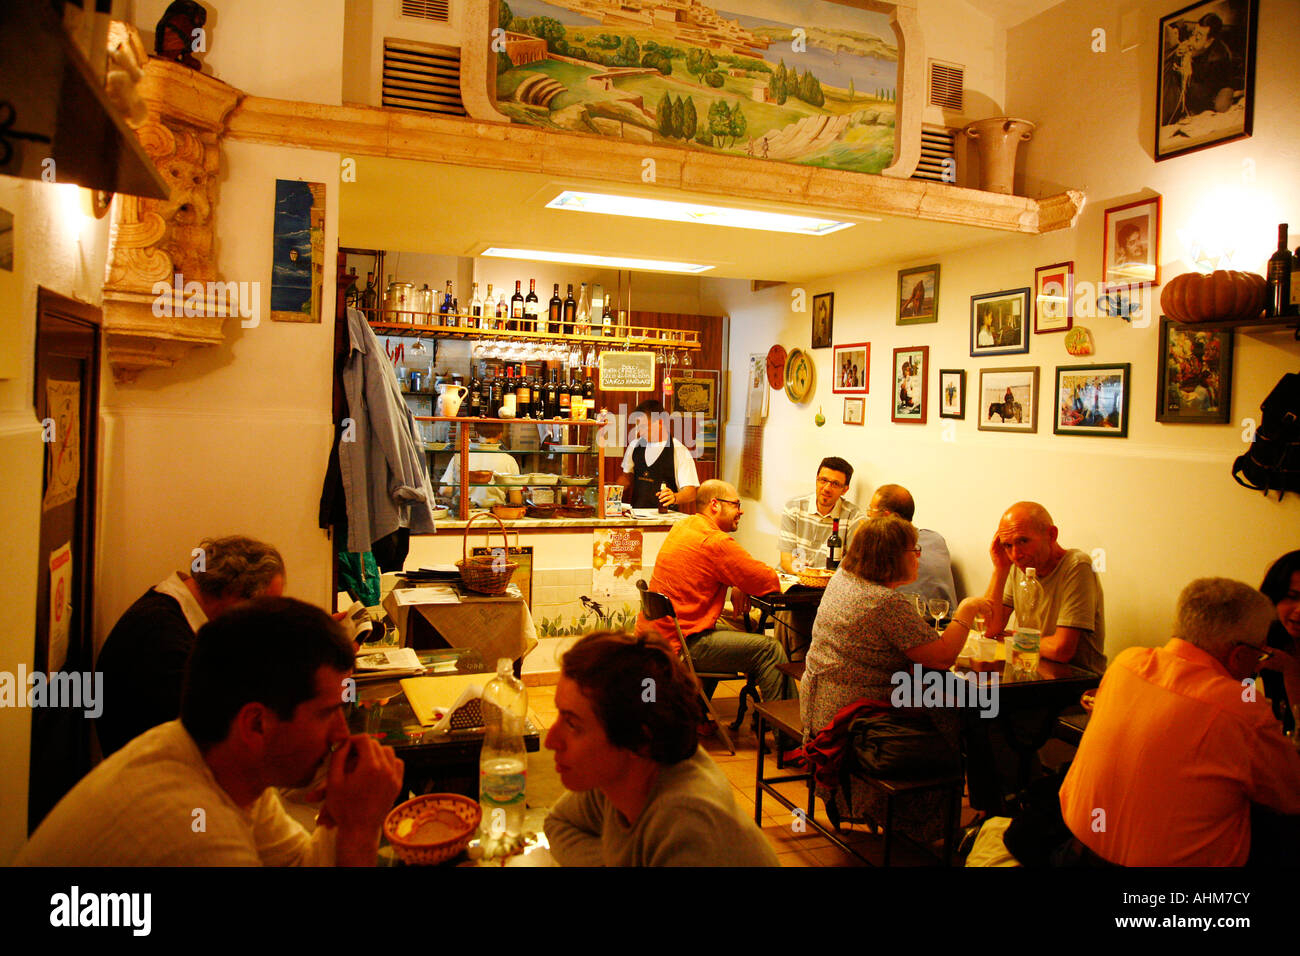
top-left (630, 438), bottom-right (679, 509)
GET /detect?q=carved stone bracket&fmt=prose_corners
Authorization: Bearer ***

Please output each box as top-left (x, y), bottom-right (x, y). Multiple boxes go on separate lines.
top-left (102, 54), bottom-right (241, 383)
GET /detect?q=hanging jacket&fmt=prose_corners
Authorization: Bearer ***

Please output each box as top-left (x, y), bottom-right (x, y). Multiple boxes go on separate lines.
top-left (339, 306), bottom-right (438, 553)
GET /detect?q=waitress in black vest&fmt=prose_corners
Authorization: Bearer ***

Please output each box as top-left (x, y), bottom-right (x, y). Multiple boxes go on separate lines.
top-left (616, 399), bottom-right (700, 511)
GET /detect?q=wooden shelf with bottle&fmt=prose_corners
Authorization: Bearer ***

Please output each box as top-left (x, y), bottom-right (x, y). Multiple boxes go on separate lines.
top-left (364, 311), bottom-right (702, 350)
top-left (1162, 314), bottom-right (1300, 341)
top-left (414, 417), bottom-right (605, 522)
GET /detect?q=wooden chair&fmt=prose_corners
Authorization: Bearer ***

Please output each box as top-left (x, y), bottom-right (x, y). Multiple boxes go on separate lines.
top-left (636, 579), bottom-right (759, 754)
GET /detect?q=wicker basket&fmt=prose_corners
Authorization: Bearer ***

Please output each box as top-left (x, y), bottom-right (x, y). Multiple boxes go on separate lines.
top-left (384, 793), bottom-right (482, 866)
top-left (797, 567), bottom-right (836, 588)
top-left (455, 512), bottom-right (518, 595)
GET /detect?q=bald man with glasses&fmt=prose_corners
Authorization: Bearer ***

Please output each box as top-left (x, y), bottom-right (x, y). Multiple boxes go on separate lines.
top-left (638, 480), bottom-right (793, 704)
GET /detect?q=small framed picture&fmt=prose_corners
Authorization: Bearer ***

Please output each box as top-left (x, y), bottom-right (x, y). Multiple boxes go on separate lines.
top-left (670, 370), bottom-right (719, 419)
top-left (971, 288), bottom-right (1030, 357)
top-left (891, 346), bottom-right (928, 425)
top-left (1156, 318), bottom-right (1234, 424)
top-left (897, 264), bottom-right (940, 325)
top-left (811, 292), bottom-right (834, 349)
top-left (832, 342), bottom-right (870, 394)
top-left (1156, 0), bottom-right (1257, 162)
top-left (1034, 261), bottom-right (1074, 333)
top-left (1055, 363), bottom-right (1131, 437)
top-left (1102, 196), bottom-right (1161, 291)
top-left (939, 369), bottom-right (966, 419)
top-left (843, 397), bottom-right (865, 425)
top-left (977, 366), bottom-right (1039, 433)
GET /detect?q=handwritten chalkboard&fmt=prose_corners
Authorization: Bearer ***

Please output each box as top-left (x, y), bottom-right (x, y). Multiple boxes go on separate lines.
top-left (598, 351), bottom-right (656, 391)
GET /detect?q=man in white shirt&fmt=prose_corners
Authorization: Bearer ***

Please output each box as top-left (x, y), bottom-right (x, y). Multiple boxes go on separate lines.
top-left (439, 422), bottom-right (521, 509)
top-left (617, 399), bottom-right (700, 511)
top-left (778, 457), bottom-right (862, 572)
top-left (18, 598), bottom-right (404, 866)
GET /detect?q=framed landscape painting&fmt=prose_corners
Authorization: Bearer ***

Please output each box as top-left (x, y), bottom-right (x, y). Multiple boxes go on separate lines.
top-left (897, 264), bottom-right (939, 325)
top-left (971, 288), bottom-right (1030, 357)
top-left (1156, 0), bottom-right (1258, 161)
top-left (977, 366), bottom-right (1038, 433)
top-left (891, 346), bottom-right (928, 424)
top-left (1054, 363), bottom-right (1131, 437)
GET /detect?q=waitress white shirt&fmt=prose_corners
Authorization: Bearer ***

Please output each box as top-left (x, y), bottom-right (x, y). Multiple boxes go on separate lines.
top-left (620, 440), bottom-right (700, 491)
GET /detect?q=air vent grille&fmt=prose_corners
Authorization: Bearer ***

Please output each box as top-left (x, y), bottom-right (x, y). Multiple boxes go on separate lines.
top-left (928, 60), bottom-right (964, 112)
top-left (913, 125), bottom-right (957, 184)
top-left (382, 39), bottom-right (465, 116)
top-left (400, 0), bottom-right (450, 22)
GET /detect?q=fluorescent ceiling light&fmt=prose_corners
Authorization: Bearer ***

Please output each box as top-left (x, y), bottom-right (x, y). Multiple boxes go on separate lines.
top-left (547, 190), bottom-right (856, 236)
top-left (481, 247), bottom-right (714, 274)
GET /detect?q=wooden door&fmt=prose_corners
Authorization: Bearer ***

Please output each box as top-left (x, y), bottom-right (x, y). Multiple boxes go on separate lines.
top-left (29, 288), bottom-right (101, 831)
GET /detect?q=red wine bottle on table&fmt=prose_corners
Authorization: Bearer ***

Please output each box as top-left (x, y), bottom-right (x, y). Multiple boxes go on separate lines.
top-left (1267, 224), bottom-right (1292, 317)
top-left (826, 519), bottom-right (842, 570)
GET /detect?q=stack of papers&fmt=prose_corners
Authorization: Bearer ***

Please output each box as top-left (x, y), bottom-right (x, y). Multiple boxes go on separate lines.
top-left (354, 647), bottom-right (426, 681)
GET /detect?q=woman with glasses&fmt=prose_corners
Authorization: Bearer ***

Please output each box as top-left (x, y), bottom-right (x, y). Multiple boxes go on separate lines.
top-left (802, 514), bottom-right (991, 841)
top-left (1259, 551), bottom-right (1300, 734)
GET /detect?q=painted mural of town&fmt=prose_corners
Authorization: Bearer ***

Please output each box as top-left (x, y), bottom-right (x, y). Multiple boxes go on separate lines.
top-left (495, 0), bottom-right (900, 174)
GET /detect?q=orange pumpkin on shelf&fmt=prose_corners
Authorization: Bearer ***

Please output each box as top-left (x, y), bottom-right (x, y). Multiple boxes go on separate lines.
top-left (1160, 270), bottom-right (1268, 324)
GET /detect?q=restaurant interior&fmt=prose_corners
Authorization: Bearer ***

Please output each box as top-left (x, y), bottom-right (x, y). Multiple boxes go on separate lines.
top-left (1, 0), bottom-right (1298, 870)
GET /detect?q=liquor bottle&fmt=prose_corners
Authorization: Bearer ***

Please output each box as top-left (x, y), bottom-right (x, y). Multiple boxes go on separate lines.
top-left (491, 369), bottom-right (505, 419)
top-left (470, 282), bottom-right (483, 323)
top-left (548, 283), bottom-right (562, 335)
top-left (440, 280), bottom-right (454, 322)
top-left (483, 284), bottom-right (494, 330)
top-left (495, 291), bottom-right (508, 330)
top-left (582, 371), bottom-right (595, 407)
top-left (532, 372), bottom-right (547, 420)
top-left (361, 272), bottom-right (377, 312)
top-left (510, 280), bottom-right (525, 329)
top-left (568, 372), bottom-right (584, 419)
top-left (576, 282), bottom-right (590, 335)
top-left (826, 519), bottom-right (842, 570)
top-left (525, 279), bottom-right (540, 332)
top-left (559, 371), bottom-right (572, 417)
top-left (479, 369), bottom-right (492, 417)
top-left (1267, 224), bottom-right (1292, 317)
top-left (468, 367), bottom-right (482, 418)
top-left (516, 369), bottom-right (532, 415)
top-left (602, 300), bottom-right (614, 336)
top-left (562, 284), bottom-right (577, 335)
top-left (545, 370), bottom-right (559, 420)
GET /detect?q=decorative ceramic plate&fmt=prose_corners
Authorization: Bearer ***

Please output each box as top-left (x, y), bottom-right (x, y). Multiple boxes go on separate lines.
top-left (784, 348), bottom-right (815, 403)
top-left (765, 345), bottom-right (787, 390)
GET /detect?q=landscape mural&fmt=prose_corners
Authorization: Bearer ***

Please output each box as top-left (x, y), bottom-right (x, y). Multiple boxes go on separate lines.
top-left (494, 0), bottom-right (899, 174)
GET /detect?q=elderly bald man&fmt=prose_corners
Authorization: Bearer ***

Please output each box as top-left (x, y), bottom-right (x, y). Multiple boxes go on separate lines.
top-left (983, 501), bottom-right (1106, 674)
top-left (638, 479), bottom-right (792, 704)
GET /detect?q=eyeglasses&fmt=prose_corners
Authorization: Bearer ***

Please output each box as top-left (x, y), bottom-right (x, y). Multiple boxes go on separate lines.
top-left (816, 477), bottom-right (846, 489)
top-left (715, 498), bottom-right (742, 508)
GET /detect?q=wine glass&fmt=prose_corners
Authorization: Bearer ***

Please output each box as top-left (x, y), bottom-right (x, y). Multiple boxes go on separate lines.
top-left (927, 597), bottom-right (950, 637)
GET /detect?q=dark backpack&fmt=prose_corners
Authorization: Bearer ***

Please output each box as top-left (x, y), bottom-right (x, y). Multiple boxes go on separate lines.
top-left (1232, 372), bottom-right (1300, 500)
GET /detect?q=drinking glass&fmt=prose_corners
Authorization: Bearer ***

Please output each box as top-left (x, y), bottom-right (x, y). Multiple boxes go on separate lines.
top-left (927, 597), bottom-right (950, 636)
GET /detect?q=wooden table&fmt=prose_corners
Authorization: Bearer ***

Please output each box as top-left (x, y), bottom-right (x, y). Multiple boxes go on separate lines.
top-left (745, 573), bottom-right (827, 660)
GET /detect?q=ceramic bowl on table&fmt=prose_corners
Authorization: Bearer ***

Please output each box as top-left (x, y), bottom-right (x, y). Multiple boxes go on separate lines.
top-left (496, 474), bottom-right (531, 486)
top-left (527, 473), bottom-right (559, 486)
top-left (467, 470), bottom-right (495, 484)
top-left (492, 504), bottom-right (526, 521)
top-left (384, 793), bottom-right (481, 866)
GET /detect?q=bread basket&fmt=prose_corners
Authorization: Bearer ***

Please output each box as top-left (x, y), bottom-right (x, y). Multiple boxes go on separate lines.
top-left (383, 793), bottom-right (482, 866)
top-left (797, 567), bottom-right (836, 588)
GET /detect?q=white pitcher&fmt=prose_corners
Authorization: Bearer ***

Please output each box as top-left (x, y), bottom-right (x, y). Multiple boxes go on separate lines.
top-left (437, 382), bottom-right (468, 417)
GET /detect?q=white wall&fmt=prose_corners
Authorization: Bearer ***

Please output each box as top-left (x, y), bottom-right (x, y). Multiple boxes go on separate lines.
top-left (718, 0), bottom-right (1300, 660)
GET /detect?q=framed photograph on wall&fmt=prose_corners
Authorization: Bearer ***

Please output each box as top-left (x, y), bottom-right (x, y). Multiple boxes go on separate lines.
top-left (832, 342), bottom-right (870, 394)
top-left (1156, 318), bottom-right (1234, 424)
top-left (1055, 364), bottom-right (1131, 437)
top-left (670, 370), bottom-right (718, 419)
top-left (939, 369), bottom-right (966, 419)
top-left (1156, 0), bottom-right (1257, 161)
top-left (970, 288), bottom-right (1031, 357)
top-left (843, 397), bottom-right (865, 425)
top-left (977, 366), bottom-right (1039, 433)
top-left (897, 264), bottom-right (940, 325)
top-left (1102, 196), bottom-right (1161, 291)
top-left (1034, 261), bottom-right (1074, 333)
top-left (811, 292), bottom-right (834, 349)
top-left (891, 346), bottom-right (928, 424)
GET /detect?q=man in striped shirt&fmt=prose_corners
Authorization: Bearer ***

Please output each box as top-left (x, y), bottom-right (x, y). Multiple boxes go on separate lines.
top-left (778, 457), bottom-right (863, 572)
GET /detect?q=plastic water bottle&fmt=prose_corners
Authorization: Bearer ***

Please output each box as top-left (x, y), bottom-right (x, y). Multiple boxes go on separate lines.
top-left (1012, 569), bottom-right (1044, 674)
top-left (479, 658), bottom-right (528, 849)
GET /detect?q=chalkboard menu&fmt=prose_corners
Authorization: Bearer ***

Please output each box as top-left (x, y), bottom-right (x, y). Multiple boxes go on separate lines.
top-left (598, 351), bottom-right (655, 391)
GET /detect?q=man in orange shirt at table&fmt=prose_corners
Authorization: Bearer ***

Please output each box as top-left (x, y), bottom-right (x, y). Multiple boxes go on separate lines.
top-left (638, 479), bottom-right (793, 704)
top-left (1059, 578), bottom-right (1300, 866)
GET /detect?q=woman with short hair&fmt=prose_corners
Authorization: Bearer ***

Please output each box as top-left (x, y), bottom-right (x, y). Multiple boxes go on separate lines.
top-left (802, 515), bottom-right (991, 840)
top-left (543, 630), bottom-right (779, 866)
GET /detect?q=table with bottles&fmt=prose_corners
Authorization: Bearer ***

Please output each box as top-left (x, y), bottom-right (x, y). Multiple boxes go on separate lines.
top-left (347, 649), bottom-right (542, 800)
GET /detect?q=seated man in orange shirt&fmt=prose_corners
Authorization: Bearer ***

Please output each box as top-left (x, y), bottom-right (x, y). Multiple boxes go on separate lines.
top-left (1059, 578), bottom-right (1300, 866)
top-left (637, 479), bottom-right (792, 703)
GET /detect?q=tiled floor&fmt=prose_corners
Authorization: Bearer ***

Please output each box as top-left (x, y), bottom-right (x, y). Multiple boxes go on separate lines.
top-left (527, 679), bottom-right (979, 867)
